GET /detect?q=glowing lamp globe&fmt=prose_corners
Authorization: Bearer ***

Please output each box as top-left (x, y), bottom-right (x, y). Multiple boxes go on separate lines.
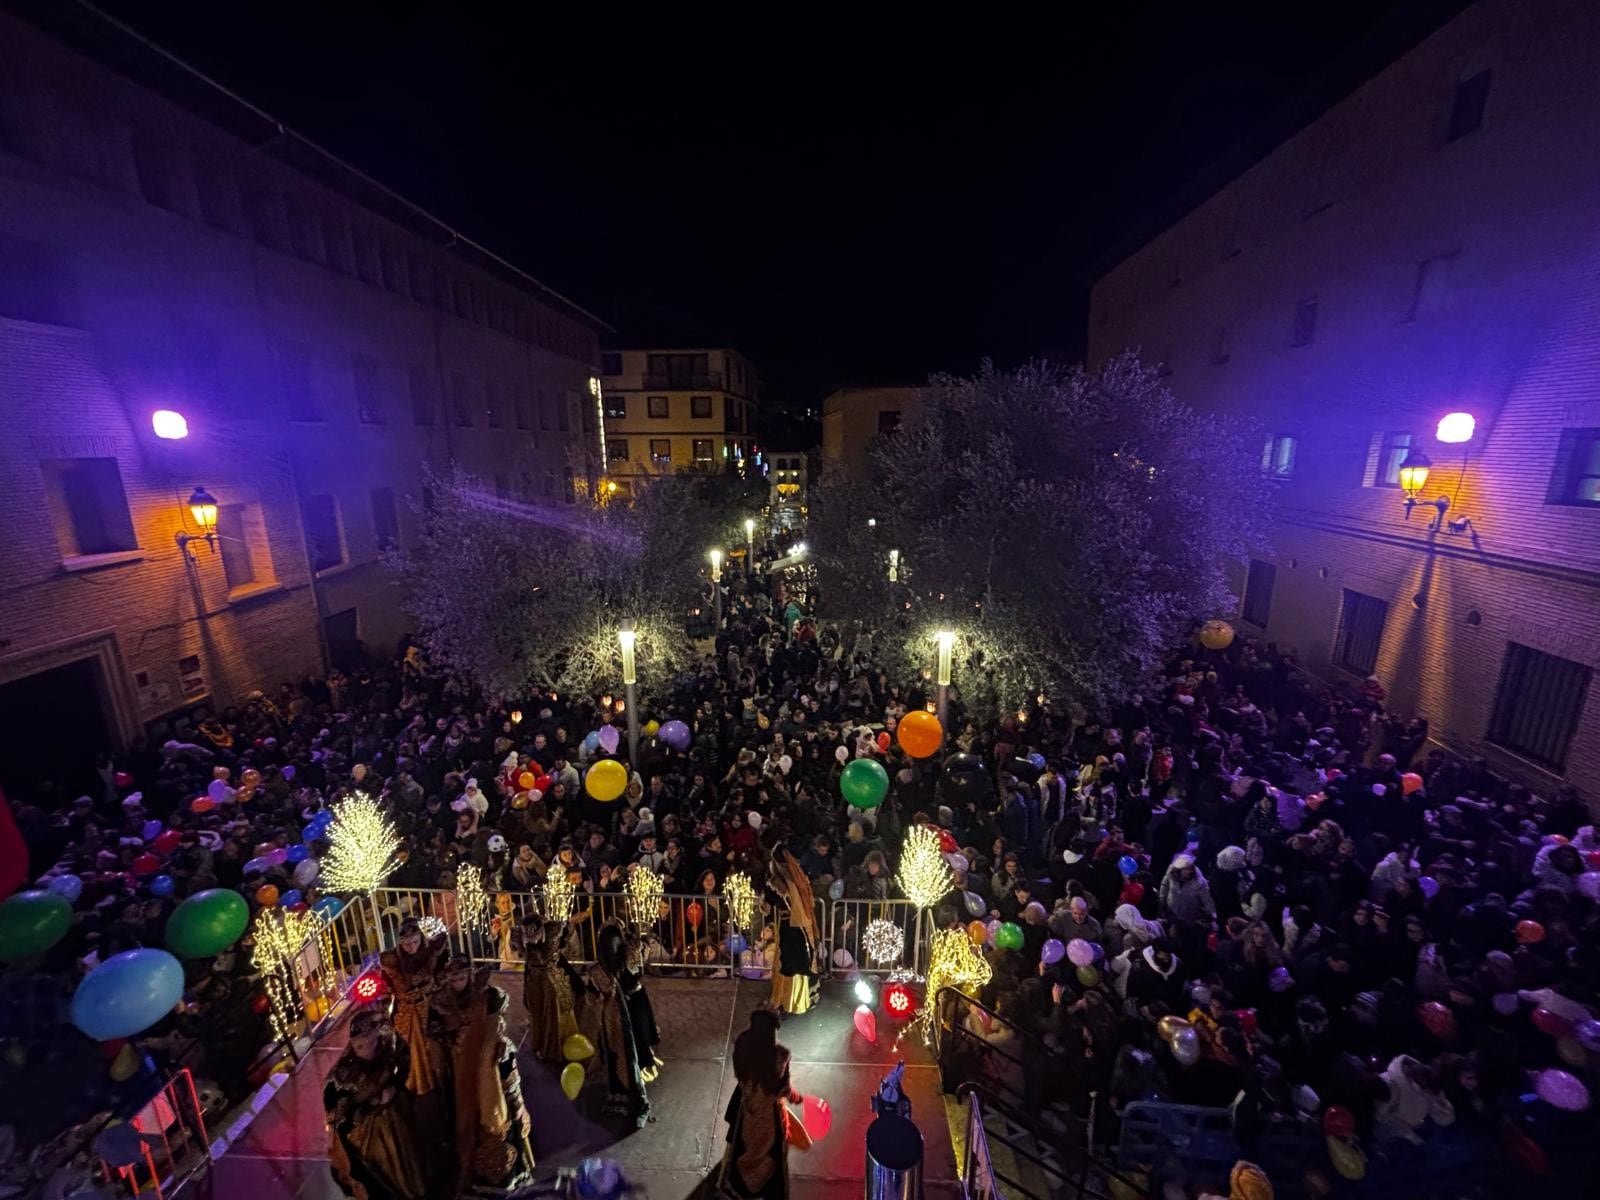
top-left (883, 980), bottom-right (917, 1021)
top-left (187, 486), bottom-right (219, 533)
top-left (1436, 412), bottom-right (1476, 444)
top-left (151, 409), bottom-right (189, 439)
top-left (1397, 451), bottom-right (1432, 499)
top-left (353, 971), bottom-right (384, 1003)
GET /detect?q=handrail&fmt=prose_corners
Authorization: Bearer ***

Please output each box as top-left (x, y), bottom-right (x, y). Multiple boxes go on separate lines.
top-left (932, 986), bottom-right (1041, 1114)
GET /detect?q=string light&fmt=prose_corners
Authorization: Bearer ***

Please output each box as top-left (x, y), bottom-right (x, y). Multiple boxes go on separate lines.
top-left (624, 865), bottom-right (665, 929)
top-left (540, 870), bottom-right (576, 924)
top-left (418, 915), bottom-right (448, 941)
top-left (724, 871), bottom-right (759, 934)
top-left (251, 907), bottom-right (328, 1046)
top-left (456, 863), bottom-right (491, 935)
top-left (896, 826), bottom-right (953, 910)
top-left (320, 794), bottom-right (402, 894)
top-left (883, 980), bottom-right (917, 1020)
top-left (863, 918), bottom-right (905, 965)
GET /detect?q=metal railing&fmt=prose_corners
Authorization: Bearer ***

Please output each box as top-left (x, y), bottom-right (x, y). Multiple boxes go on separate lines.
top-left (93, 1068), bottom-right (211, 1200)
top-left (823, 898), bottom-right (927, 978)
top-left (961, 1083), bottom-right (1151, 1200)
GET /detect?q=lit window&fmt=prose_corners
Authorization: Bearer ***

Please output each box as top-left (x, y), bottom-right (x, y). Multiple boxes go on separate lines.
top-left (1547, 429), bottom-right (1600, 507)
top-left (1261, 435), bottom-right (1297, 479)
top-left (1374, 432), bottom-right (1412, 487)
top-left (650, 439), bottom-right (672, 466)
top-left (693, 439), bottom-right (714, 463)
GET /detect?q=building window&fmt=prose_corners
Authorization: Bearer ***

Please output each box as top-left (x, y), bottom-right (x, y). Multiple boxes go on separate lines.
top-left (130, 127), bottom-right (185, 213)
top-left (1242, 559), bottom-right (1276, 627)
top-left (609, 439), bottom-right (630, 462)
top-left (1261, 434), bottom-right (1297, 479)
top-left (1373, 431), bottom-right (1413, 487)
top-left (1211, 326), bottom-right (1231, 365)
top-left (486, 380), bottom-right (505, 429)
top-left (1447, 69), bottom-right (1492, 142)
top-left (600, 352), bottom-right (622, 376)
top-left (691, 395), bottom-right (713, 419)
top-left (1407, 252), bottom-right (1458, 320)
top-left (1545, 429), bottom-right (1600, 506)
top-left (604, 393), bottom-right (626, 420)
top-left (878, 410), bottom-right (902, 437)
top-left (693, 438), bottom-right (714, 463)
top-left (451, 373), bottom-right (475, 427)
top-left (1335, 589), bottom-right (1388, 676)
top-left (1290, 298), bottom-right (1318, 347)
top-left (215, 504), bottom-right (255, 589)
top-left (371, 486), bottom-right (399, 551)
top-left (0, 234), bottom-right (79, 327)
top-left (300, 493), bottom-right (344, 572)
top-left (40, 458), bottom-right (137, 557)
top-left (647, 396), bottom-right (670, 419)
top-left (279, 341), bottom-right (321, 422)
top-left (650, 439), bottom-right (672, 466)
top-left (537, 389), bottom-right (551, 431)
top-left (408, 365), bottom-right (436, 426)
top-left (1487, 642), bottom-right (1590, 772)
top-left (352, 352), bottom-right (384, 424)
top-left (514, 387), bottom-right (532, 431)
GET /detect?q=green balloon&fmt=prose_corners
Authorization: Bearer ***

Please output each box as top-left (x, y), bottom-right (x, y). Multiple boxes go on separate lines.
top-left (841, 757), bottom-right (890, 810)
top-left (995, 921), bottom-right (1024, 951)
top-left (1075, 964), bottom-right (1101, 987)
top-left (166, 888), bottom-right (249, 959)
top-left (0, 890), bottom-right (72, 960)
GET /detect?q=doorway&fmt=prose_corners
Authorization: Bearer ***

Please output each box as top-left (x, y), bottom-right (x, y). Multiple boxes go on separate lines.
top-left (0, 657), bottom-right (112, 804)
top-left (323, 608), bottom-right (361, 669)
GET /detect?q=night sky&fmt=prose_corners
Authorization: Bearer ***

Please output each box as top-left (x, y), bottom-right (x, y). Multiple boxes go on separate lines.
top-left (89, 2), bottom-right (1461, 425)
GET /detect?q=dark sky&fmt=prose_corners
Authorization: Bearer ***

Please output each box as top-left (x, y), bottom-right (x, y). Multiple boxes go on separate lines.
top-left (89, 2), bottom-right (1454, 418)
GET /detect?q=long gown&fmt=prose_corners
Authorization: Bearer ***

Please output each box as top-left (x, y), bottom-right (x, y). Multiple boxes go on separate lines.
top-left (767, 862), bottom-right (818, 1015)
top-left (721, 1035), bottom-right (802, 1199)
top-left (522, 927), bottom-right (581, 1062)
top-left (439, 984), bottom-right (535, 1191)
top-left (379, 934), bottom-right (448, 1096)
top-left (325, 1034), bottom-right (428, 1200)
top-left (581, 934), bottom-right (650, 1125)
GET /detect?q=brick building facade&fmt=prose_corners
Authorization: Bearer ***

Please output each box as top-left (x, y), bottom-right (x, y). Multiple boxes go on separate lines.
top-left (1089, 0), bottom-right (1600, 797)
top-left (0, 9), bottom-right (600, 789)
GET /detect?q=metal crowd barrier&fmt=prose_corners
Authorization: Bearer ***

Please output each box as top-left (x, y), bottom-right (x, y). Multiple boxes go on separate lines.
top-left (823, 897), bottom-right (927, 977)
top-left (94, 1067), bottom-right (211, 1200)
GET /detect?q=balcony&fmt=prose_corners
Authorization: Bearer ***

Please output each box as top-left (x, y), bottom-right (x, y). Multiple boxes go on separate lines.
top-left (642, 369), bottom-right (722, 390)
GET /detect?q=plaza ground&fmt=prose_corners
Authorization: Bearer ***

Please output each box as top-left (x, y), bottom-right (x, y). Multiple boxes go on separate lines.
top-left (189, 975), bottom-right (961, 1199)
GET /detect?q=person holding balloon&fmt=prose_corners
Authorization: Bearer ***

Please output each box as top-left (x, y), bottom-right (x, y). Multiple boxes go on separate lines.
top-left (521, 915), bottom-right (582, 1064)
top-left (324, 1007), bottom-right (428, 1200)
top-left (713, 1006), bottom-right (805, 1198)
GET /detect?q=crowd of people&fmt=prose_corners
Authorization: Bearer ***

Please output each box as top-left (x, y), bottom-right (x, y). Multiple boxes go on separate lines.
top-left (4, 547), bottom-right (1599, 1197)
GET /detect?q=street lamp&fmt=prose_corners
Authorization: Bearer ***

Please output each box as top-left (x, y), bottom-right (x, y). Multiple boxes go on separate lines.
top-left (744, 518), bottom-right (755, 577)
top-left (175, 486), bottom-right (220, 560)
top-left (709, 548), bottom-right (724, 630)
top-left (936, 629), bottom-right (955, 729)
top-left (618, 620), bottom-right (638, 766)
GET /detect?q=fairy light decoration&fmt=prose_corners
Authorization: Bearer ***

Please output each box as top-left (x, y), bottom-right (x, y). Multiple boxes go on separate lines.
top-left (320, 794), bottom-right (402, 895)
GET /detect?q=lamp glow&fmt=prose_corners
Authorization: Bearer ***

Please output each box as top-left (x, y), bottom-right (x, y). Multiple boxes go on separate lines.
top-left (853, 978), bottom-right (876, 1006)
top-left (151, 410), bottom-right (189, 439)
top-left (1397, 452), bottom-right (1432, 499)
top-left (936, 630), bottom-right (955, 687)
top-left (187, 486), bottom-right (219, 533)
top-left (1436, 412), bottom-right (1476, 444)
top-left (709, 548), bottom-right (723, 581)
top-left (618, 621), bottom-right (637, 686)
top-left (724, 871), bottom-right (759, 934)
top-left (744, 518), bottom-right (755, 538)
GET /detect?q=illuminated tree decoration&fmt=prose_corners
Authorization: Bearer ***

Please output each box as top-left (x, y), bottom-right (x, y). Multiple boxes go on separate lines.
top-left (896, 826), bottom-right (953, 910)
top-left (863, 918), bottom-right (905, 966)
top-left (456, 863), bottom-right (491, 935)
top-left (882, 980), bottom-right (918, 1021)
top-left (251, 906), bottom-right (329, 1046)
top-left (927, 927), bottom-right (992, 1000)
top-left (320, 795), bottom-right (402, 895)
top-left (624, 865), bottom-right (665, 929)
top-left (540, 870), bottom-right (576, 925)
top-left (724, 871), bottom-right (759, 934)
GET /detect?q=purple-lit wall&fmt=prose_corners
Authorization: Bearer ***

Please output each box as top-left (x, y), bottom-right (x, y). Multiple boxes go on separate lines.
top-left (0, 11), bottom-right (598, 747)
top-left (1089, 0), bottom-right (1600, 797)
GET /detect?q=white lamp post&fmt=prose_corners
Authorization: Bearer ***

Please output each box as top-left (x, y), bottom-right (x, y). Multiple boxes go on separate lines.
top-left (936, 629), bottom-right (955, 729)
top-left (618, 621), bottom-right (638, 766)
top-left (744, 518), bottom-right (755, 577)
top-left (709, 549), bottom-right (724, 630)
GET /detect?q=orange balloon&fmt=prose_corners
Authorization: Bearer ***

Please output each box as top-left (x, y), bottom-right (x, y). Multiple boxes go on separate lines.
top-left (518, 771), bottom-right (536, 790)
top-left (967, 919), bottom-right (988, 946)
top-left (898, 710), bottom-right (944, 759)
top-left (255, 885), bottom-right (279, 907)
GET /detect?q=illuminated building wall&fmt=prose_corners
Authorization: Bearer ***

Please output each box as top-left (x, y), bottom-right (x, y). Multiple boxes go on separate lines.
top-left (0, 9), bottom-right (599, 770)
top-left (598, 348), bottom-right (759, 492)
top-left (1090, 0), bottom-right (1600, 795)
top-left (819, 385), bottom-right (922, 480)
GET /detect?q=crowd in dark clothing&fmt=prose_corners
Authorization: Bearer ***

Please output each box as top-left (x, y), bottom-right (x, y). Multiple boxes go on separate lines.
top-left (7, 550), bottom-right (1600, 1194)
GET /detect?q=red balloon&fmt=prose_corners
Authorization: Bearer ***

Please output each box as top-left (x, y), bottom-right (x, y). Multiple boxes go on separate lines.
top-left (251, 993), bottom-right (271, 1014)
top-left (152, 830), bottom-right (182, 856)
top-left (1400, 772), bottom-right (1423, 795)
top-left (1587, 850), bottom-right (1600, 870)
top-left (1236, 1009), bottom-right (1259, 1037)
top-left (1120, 881), bottom-right (1145, 905)
top-left (876, 732), bottom-right (891, 754)
top-left (113, 772), bottom-right (133, 789)
top-left (1531, 1007), bottom-right (1573, 1038)
top-left (1321, 1105), bottom-right (1356, 1139)
top-left (1516, 919), bottom-right (1546, 945)
top-left (686, 901), bottom-right (703, 929)
top-left (801, 1094), bottom-right (832, 1141)
top-left (852, 1003), bottom-right (877, 1045)
top-left (131, 853), bottom-right (160, 877)
top-left (1418, 1001), bottom-right (1457, 1039)
top-left (938, 829), bottom-right (958, 854)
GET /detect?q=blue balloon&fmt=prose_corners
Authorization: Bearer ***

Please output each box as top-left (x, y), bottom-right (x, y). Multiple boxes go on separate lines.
top-left (281, 764), bottom-right (296, 781)
top-left (48, 874), bottom-right (83, 903)
top-left (827, 879), bottom-right (845, 901)
top-left (1118, 855), bottom-right (1139, 877)
top-left (1027, 752), bottom-right (1046, 770)
top-left (302, 823), bottom-right (325, 844)
top-left (658, 720), bottom-right (691, 752)
top-left (286, 844), bottom-right (309, 864)
top-left (312, 896), bottom-right (344, 920)
top-left (280, 889), bottom-right (303, 908)
top-left (71, 948), bottom-right (185, 1040)
top-left (244, 856), bottom-right (271, 876)
top-left (149, 875), bottom-right (175, 897)
top-left (725, 933), bottom-right (748, 956)
top-left (583, 731), bottom-right (601, 753)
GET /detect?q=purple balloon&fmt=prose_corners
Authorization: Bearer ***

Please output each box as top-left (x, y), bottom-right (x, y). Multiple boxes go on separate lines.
top-left (1417, 876), bottom-right (1440, 899)
top-left (1041, 938), bottom-right (1066, 966)
top-left (1066, 938), bottom-right (1095, 968)
top-left (597, 724), bottom-right (620, 754)
top-left (1268, 966), bottom-right (1294, 993)
top-left (141, 819), bottom-right (162, 843)
top-left (659, 719), bottom-right (691, 751)
top-left (267, 846), bottom-right (289, 866)
top-left (281, 765), bottom-right (295, 781)
top-left (1576, 1018), bottom-right (1600, 1053)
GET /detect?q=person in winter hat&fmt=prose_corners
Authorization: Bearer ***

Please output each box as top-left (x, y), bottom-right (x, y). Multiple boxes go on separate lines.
top-left (1210, 846), bottom-right (1249, 924)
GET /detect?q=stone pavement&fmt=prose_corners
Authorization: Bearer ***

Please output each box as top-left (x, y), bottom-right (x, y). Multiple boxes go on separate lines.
top-left (186, 975), bottom-right (961, 1199)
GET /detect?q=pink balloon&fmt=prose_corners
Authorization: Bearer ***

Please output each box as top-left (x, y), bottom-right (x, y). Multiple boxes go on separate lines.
top-left (1535, 1068), bottom-right (1590, 1112)
top-left (1041, 938), bottom-right (1066, 966)
top-left (802, 1095), bottom-right (832, 1141)
top-left (267, 846), bottom-right (290, 866)
top-left (853, 1003), bottom-right (877, 1045)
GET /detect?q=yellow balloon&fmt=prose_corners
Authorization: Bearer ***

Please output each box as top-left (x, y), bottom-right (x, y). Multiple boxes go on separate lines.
top-left (643, 720), bottom-right (660, 736)
top-left (109, 1043), bottom-right (141, 1083)
top-left (1198, 619), bottom-right (1235, 651)
top-left (585, 759), bottom-right (627, 802)
top-left (1325, 1135), bottom-right (1366, 1181)
top-left (560, 1061), bottom-right (584, 1101)
top-left (562, 1033), bottom-right (595, 1062)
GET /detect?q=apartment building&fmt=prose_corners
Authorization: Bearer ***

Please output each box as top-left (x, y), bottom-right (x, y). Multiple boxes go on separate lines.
top-left (766, 449), bottom-right (809, 531)
top-left (0, 8), bottom-right (600, 792)
top-left (598, 348), bottom-right (758, 491)
top-left (1089, 0), bottom-right (1600, 795)
top-left (819, 385), bottom-right (922, 479)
